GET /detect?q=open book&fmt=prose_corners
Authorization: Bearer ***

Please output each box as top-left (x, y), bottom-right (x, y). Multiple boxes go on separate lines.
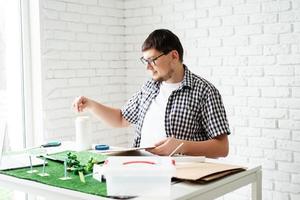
top-left (0, 122), bottom-right (44, 170)
top-left (175, 161), bottom-right (246, 182)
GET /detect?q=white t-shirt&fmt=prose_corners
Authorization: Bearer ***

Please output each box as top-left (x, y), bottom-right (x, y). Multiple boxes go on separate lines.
top-left (140, 81), bottom-right (181, 147)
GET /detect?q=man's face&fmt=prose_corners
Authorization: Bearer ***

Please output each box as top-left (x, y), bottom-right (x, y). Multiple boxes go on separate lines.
top-left (142, 48), bottom-right (175, 82)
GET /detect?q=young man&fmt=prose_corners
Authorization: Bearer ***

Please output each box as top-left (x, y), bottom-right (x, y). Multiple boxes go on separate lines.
top-left (73, 29), bottom-right (230, 157)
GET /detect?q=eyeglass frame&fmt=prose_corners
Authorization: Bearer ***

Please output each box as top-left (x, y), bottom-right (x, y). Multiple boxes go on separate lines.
top-left (139, 50), bottom-right (172, 66)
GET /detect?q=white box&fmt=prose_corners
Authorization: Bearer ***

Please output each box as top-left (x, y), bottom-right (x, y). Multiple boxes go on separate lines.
top-left (102, 156), bottom-right (176, 196)
top-left (93, 164), bottom-right (104, 182)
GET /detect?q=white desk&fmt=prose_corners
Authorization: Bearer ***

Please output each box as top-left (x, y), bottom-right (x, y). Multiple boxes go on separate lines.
top-left (0, 165), bottom-right (261, 200)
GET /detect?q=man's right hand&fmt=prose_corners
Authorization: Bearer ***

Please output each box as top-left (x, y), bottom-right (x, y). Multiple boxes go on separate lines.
top-left (72, 96), bottom-right (130, 128)
top-left (72, 96), bottom-right (90, 112)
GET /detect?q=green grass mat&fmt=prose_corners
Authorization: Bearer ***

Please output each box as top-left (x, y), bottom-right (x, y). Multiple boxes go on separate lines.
top-left (0, 151), bottom-right (108, 197)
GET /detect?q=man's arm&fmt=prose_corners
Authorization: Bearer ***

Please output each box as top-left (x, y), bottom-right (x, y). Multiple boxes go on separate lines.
top-left (147, 134), bottom-right (229, 157)
top-left (181, 134), bottom-right (229, 157)
top-left (73, 96), bottom-right (130, 128)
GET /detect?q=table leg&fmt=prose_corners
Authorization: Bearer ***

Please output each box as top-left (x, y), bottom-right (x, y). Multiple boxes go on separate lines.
top-left (252, 169), bottom-right (262, 200)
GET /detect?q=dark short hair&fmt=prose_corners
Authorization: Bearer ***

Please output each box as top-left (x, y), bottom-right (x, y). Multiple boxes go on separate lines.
top-left (142, 29), bottom-right (184, 62)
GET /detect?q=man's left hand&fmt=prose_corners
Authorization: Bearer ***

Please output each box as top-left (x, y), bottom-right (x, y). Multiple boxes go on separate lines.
top-left (146, 137), bottom-right (184, 156)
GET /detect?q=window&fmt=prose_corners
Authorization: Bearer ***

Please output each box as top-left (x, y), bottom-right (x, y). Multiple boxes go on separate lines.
top-left (0, 0), bottom-right (43, 151)
top-left (0, 0), bottom-right (26, 151)
top-left (0, 0), bottom-right (42, 199)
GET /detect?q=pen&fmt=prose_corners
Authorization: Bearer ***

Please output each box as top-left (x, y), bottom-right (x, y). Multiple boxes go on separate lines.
top-left (169, 142), bottom-right (184, 157)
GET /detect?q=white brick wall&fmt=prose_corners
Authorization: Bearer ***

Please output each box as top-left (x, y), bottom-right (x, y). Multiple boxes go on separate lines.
top-left (123, 0), bottom-right (300, 199)
top-left (37, 0), bottom-right (300, 199)
top-left (40, 0), bottom-right (128, 146)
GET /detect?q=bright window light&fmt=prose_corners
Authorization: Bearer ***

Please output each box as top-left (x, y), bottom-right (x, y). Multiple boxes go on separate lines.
top-left (2, 0), bottom-right (25, 151)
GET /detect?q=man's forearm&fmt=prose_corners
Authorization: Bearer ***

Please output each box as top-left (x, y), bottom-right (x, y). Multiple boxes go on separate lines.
top-left (87, 100), bottom-right (129, 128)
top-left (181, 134), bottom-right (229, 157)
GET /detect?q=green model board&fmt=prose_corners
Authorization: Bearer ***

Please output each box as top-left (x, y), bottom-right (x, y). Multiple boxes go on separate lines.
top-left (0, 151), bottom-right (108, 197)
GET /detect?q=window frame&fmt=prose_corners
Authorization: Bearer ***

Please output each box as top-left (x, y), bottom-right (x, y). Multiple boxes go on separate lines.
top-left (21, 0), bottom-right (44, 148)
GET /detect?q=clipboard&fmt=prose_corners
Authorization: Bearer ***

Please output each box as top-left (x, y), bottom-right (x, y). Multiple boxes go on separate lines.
top-left (91, 146), bottom-right (155, 155)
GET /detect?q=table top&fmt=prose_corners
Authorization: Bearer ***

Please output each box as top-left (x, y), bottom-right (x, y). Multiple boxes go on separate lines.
top-left (0, 142), bottom-right (262, 200)
top-left (0, 162), bottom-right (261, 200)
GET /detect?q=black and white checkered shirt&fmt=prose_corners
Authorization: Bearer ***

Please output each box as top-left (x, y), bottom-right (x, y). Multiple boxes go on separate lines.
top-left (121, 65), bottom-right (230, 147)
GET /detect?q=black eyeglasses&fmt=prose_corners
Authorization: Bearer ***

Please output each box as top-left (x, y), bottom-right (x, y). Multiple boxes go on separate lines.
top-left (140, 52), bottom-right (166, 66)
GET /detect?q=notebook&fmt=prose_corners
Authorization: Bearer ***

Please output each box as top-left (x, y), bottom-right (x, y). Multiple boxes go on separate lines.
top-left (0, 121), bottom-right (44, 170)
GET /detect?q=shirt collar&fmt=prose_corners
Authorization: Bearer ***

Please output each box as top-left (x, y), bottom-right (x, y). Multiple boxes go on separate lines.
top-left (180, 65), bottom-right (193, 90)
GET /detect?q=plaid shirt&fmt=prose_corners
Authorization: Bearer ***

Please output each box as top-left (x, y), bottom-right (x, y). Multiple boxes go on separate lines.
top-left (121, 66), bottom-right (230, 147)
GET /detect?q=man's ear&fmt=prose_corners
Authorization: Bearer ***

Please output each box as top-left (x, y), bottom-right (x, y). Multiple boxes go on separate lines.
top-left (171, 50), bottom-right (180, 61)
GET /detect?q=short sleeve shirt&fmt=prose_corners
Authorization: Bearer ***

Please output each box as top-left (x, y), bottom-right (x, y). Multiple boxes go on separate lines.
top-left (121, 65), bottom-right (231, 147)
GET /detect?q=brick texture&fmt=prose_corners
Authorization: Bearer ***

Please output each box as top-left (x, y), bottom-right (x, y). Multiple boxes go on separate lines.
top-left (40, 0), bottom-right (128, 146)
top-left (21, 0), bottom-right (300, 199)
top-left (123, 0), bottom-right (300, 199)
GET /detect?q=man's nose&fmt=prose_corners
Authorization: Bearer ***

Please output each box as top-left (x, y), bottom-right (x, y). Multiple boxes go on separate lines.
top-left (146, 62), bottom-right (153, 70)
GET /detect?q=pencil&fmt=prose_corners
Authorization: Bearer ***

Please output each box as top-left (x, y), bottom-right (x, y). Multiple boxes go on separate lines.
top-left (169, 142), bottom-right (184, 157)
